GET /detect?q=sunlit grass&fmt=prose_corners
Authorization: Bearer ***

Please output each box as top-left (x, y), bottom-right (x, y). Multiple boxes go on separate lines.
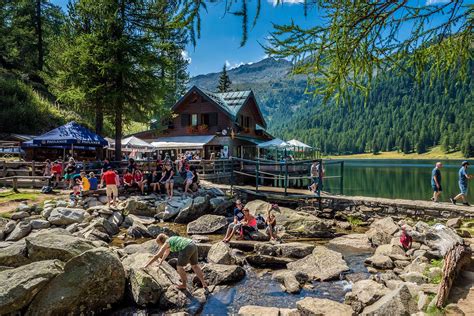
top-left (0, 190), bottom-right (40, 204)
top-left (324, 146), bottom-right (468, 160)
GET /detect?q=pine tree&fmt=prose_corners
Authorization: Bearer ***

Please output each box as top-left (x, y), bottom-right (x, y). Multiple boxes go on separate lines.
top-left (217, 64), bottom-right (232, 93)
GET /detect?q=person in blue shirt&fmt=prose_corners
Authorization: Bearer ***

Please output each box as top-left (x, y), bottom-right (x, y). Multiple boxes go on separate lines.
top-left (222, 199), bottom-right (245, 242)
top-left (430, 162), bottom-right (442, 202)
top-left (88, 172), bottom-right (99, 191)
top-left (451, 161), bottom-right (472, 206)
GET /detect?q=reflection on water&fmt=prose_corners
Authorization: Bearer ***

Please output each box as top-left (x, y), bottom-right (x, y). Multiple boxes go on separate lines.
top-left (324, 159), bottom-right (474, 201)
top-left (200, 251), bottom-right (370, 315)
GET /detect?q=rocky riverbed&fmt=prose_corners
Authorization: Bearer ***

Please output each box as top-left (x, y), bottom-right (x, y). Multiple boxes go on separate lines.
top-left (0, 187), bottom-right (472, 315)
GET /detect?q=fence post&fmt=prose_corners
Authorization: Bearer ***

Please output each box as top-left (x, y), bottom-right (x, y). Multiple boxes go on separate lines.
top-left (2, 161), bottom-right (6, 177)
top-left (255, 160), bottom-right (260, 193)
top-left (284, 160), bottom-right (288, 196)
top-left (12, 177), bottom-right (18, 193)
top-left (230, 158), bottom-right (235, 194)
top-left (340, 160), bottom-right (344, 195)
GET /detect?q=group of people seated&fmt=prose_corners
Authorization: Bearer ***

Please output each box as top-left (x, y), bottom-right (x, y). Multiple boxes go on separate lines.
top-left (43, 156), bottom-right (200, 206)
top-left (222, 200), bottom-right (278, 242)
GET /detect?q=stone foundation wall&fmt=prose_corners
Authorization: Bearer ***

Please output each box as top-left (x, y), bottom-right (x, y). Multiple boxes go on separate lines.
top-left (318, 196), bottom-right (474, 221)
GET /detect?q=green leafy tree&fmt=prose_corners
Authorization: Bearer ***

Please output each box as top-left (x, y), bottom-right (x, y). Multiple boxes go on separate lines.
top-left (217, 63), bottom-right (232, 93)
top-left (264, 1), bottom-right (473, 103)
top-left (0, 0), bottom-right (63, 74)
top-left (49, 0), bottom-right (201, 159)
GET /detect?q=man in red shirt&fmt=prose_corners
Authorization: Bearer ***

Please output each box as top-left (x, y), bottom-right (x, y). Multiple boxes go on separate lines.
top-left (100, 166), bottom-right (118, 207)
top-left (51, 160), bottom-right (63, 188)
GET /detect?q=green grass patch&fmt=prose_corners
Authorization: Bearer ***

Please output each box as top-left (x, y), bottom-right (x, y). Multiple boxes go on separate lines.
top-left (425, 303), bottom-right (445, 316)
top-left (423, 259), bottom-right (444, 284)
top-left (0, 190), bottom-right (40, 204)
top-left (347, 216), bottom-right (364, 227)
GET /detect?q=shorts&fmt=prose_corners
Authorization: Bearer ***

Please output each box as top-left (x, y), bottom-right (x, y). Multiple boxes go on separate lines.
top-left (459, 184), bottom-right (468, 195)
top-left (177, 243), bottom-right (198, 266)
top-left (266, 224), bottom-right (276, 234)
top-left (432, 185), bottom-right (442, 192)
top-left (106, 184), bottom-right (118, 198)
top-left (64, 174), bottom-right (74, 180)
top-left (185, 179), bottom-right (193, 185)
top-left (228, 222), bottom-right (242, 232)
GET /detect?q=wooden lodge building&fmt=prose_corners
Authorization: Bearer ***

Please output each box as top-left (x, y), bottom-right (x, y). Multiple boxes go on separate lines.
top-left (134, 86), bottom-right (273, 159)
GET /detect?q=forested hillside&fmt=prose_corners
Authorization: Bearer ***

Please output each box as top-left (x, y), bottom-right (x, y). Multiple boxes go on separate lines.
top-left (191, 59), bottom-right (473, 157)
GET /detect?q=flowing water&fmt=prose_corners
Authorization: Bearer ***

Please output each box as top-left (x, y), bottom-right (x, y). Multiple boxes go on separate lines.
top-left (108, 238), bottom-right (371, 316)
top-left (324, 159), bottom-right (474, 202)
top-left (199, 250), bottom-right (370, 315)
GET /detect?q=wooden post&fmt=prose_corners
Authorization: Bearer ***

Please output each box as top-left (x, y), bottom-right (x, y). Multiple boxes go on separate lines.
top-left (255, 160), bottom-right (260, 193)
top-left (12, 177), bottom-right (18, 193)
top-left (2, 161), bottom-right (7, 177)
top-left (284, 160), bottom-right (288, 196)
top-left (31, 161), bottom-right (36, 188)
top-left (230, 158), bottom-right (235, 194)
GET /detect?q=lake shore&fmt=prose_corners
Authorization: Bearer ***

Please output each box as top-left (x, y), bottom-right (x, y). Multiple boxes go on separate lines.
top-left (324, 146), bottom-right (470, 160)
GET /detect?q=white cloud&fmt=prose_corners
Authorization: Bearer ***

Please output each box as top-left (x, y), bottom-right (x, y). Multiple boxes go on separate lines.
top-left (181, 50), bottom-right (191, 63)
top-left (225, 60), bottom-right (231, 68)
top-left (267, 0), bottom-right (304, 6)
top-left (425, 0), bottom-right (449, 5)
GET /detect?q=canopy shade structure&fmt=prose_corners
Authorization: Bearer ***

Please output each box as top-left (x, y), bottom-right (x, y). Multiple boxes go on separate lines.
top-left (257, 138), bottom-right (289, 149)
top-left (152, 135), bottom-right (215, 150)
top-left (30, 121), bottom-right (107, 147)
top-left (287, 139), bottom-right (312, 149)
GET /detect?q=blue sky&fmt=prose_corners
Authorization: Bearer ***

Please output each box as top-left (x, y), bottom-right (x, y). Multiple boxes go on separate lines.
top-left (51, 0), bottom-right (472, 76)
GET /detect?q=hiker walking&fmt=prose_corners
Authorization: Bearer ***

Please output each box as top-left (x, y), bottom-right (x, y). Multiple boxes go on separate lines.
top-left (430, 162), bottom-right (442, 202)
top-left (451, 161), bottom-right (472, 206)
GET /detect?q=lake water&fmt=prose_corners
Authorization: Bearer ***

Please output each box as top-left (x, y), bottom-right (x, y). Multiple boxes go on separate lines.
top-left (323, 159), bottom-right (474, 202)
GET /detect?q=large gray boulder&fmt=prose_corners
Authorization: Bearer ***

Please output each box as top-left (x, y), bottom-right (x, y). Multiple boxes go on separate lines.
top-left (365, 217), bottom-right (399, 246)
top-left (345, 280), bottom-right (390, 313)
top-left (123, 199), bottom-right (154, 217)
top-left (238, 306), bottom-right (281, 316)
top-left (48, 207), bottom-right (85, 225)
top-left (108, 211), bottom-right (124, 226)
top-left (207, 241), bottom-right (237, 265)
top-left (410, 222), bottom-right (464, 257)
top-left (127, 252), bottom-right (181, 306)
top-left (246, 254), bottom-right (294, 268)
top-left (30, 219), bottom-right (51, 230)
top-left (209, 197), bottom-right (233, 215)
top-left (287, 246), bottom-right (349, 281)
top-left (159, 198), bottom-right (192, 221)
top-left (0, 260), bottom-right (63, 314)
top-left (123, 240), bottom-right (158, 256)
top-left (245, 200), bottom-right (333, 238)
top-left (174, 196), bottom-right (209, 223)
top-left (26, 248), bottom-right (126, 315)
top-left (361, 284), bottom-right (414, 315)
top-left (25, 230), bottom-right (95, 262)
top-left (202, 263), bottom-right (246, 285)
top-left (10, 211), bottom-right (30, 220)
top-left (328, 234), bottom-right (374, 252)
top-left (296, 297), bottom-right (354, 316)
top-left (5, 221), bottom-right (32, 241)
top-left (187, 215), bottom-right (228, 235)
top-left (0, 239), bottom-right (30, 267)
top-left (254, 242), bottom-right (315, 259)
top-left (272, 270), bottom-right (308, 294)
top-left (365, 254), bottom-right (394, 269)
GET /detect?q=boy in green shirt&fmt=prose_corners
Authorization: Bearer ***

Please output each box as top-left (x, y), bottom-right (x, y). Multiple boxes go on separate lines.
top-left (144, 234), bottom-right (207, 291)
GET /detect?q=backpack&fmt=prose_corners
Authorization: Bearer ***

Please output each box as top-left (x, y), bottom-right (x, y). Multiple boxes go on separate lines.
top-left (256, 214), bottom-right (266, 229)
top-left (41, 185), bottom-right (53, 194)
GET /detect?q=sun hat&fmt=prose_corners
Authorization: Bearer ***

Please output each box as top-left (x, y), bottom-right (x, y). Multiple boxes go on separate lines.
top-left (461, 161), bottom-right (470, 166)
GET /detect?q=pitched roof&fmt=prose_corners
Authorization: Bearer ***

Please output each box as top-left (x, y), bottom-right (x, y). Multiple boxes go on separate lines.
top-left (173, 86), bottom-right (266, 128)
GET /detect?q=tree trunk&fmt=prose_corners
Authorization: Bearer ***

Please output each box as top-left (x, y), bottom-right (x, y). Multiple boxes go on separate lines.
top-left (95, 105), bottom-right (104, 160)
top-left (436, 244), bottom-right (472, 308)
top-left (35, 0), bottom-right (43, 71)
top-left (114, 105), bottom-right (123, 162)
